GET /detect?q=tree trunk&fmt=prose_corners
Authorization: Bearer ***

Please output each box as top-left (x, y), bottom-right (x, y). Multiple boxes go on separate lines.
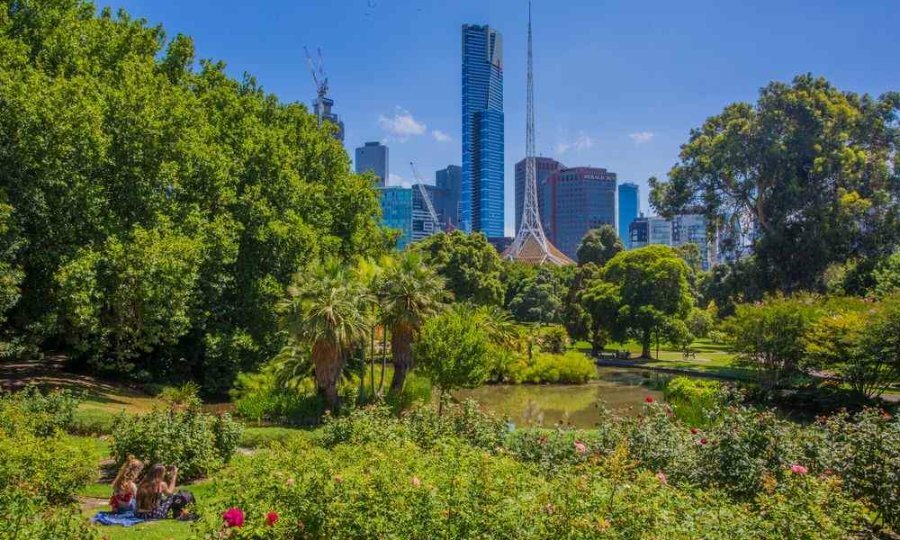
top-left (389, 325), bottom-right (413, 394)
top-left (312, 341), bottom-right (343, 412)
top-left (640, 329), bottom-right (652, 359)
top-left (369, 327), bottom-right (376, 398)
top-left (378, 327), bottom-right (388, 396)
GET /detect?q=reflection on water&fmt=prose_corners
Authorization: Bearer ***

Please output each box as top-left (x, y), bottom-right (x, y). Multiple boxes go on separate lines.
top-left (454, 367), bottom-right (670, 429)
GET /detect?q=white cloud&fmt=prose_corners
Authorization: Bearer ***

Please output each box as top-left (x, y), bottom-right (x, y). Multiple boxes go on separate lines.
top-left (432, 129), bottom-right (452, 143)
top-left (628, 131), bottom-right (655, 144)
top-left (555, 132), bottom-right (595, 155)
top-left (378, 107), bottom-right (426, 139)
top-left (388, 173), bottom-right (411, 188)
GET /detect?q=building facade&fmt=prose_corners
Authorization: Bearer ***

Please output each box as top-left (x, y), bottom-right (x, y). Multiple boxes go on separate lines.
top-left (434, 165), bottom-right (462, 229)
top-left (514, 157), bottom-right (563, 234)
top-left (629, 215), bottom-right (673, 249)
top-left (461, 24), bottom-right (504, 237)
top-left (545, 166), bottom-right (617, 259)
top-left (672, 213), bottom-right (712, 270)
top-left (313, 97), bottom-right (344, 143)
top-left (411, 184), bottom-right (440, 243)
top-left (617, 182), bottom-right (639, 248)
top-left (355, 141), bottom-right (388, 186)
top-left (379, 187), bottom-right (413, 249)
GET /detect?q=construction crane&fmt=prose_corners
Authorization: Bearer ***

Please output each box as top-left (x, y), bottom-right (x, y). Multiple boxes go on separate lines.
top-left (409, 162), bottom-right (442, 233)
top-left (304, 46), bottom-right (328, 125)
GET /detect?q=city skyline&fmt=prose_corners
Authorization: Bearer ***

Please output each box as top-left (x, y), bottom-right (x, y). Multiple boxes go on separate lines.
top-left (111, 0), bottom-right (900, 237)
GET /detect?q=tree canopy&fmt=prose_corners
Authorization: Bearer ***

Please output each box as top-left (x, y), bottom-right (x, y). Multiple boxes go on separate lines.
top-left (576, 225), bottom-right (624, 267)
top-left (651, 74), bottom-right (900, 293)
top-left (0, 1), bottom-right (386, 393)
top-left (414, 231), bottom-right (504, 306)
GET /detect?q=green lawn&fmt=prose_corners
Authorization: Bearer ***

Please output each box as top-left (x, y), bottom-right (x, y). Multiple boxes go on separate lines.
top-left (577, 338), bottom-right (755, 381)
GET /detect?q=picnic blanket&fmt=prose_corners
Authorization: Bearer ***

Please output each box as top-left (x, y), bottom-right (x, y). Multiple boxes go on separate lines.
top-left (91, 510), bottom-right (145, 527)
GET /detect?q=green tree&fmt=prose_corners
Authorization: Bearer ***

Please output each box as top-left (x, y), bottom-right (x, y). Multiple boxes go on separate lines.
top-left (595, 246), bottom-right (694, 358)
top-left (0, 2), bottom-right (386, 392)
top-left (579, 280), bottom-right (623, 354)
top-left (872, 252), bottom-right (900, 297)
top-left (277, 260), bottom-right (371, 410)
top-left (576, 225), bottom-right (624, 266)
top-left (415, 306), bottom-right (490, 414)
top-left (377, 251), bottom-right (447, 394)
top-left (508, 267), bottom-right (564, 324)
top-left (724, 296), bottom-right (820, 389)
top-left (415, 231), bottom-right (504, 306)
top-left (808, 295), bottom-right (900, 398)
top-left (651, 75), bottom-right (900, 293)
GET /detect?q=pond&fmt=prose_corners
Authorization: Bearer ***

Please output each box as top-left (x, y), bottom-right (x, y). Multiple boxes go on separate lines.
top-left (454, 367), bottom-right (673, 429)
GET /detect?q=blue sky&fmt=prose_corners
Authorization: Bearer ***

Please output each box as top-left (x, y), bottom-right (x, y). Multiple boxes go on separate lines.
top-left (111, 0), bottom-right (899, 236)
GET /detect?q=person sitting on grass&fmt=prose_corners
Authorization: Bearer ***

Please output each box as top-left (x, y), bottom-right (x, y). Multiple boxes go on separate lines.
top-left (109, 456), bottom-right (143, 513)
top-left (135, 463), bottom-right (178, 519)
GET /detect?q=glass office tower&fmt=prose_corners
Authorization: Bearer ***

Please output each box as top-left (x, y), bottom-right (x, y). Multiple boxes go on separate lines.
top-left (617, 183), bottom-right (639, 248)
top-left (461, 24), bottom-right (504, 237)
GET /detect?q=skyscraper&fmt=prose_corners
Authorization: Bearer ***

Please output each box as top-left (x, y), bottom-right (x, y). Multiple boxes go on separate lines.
top-left (355, 142), bottom-right (388, 186)
top-left (434, 165), bottom-right (462, 229)
top-left (379, 187), bottom-right (413, 249)
top-left (545, 167), bottom-right (617, 259)
top-left (515, 157), bottom-right (562, 234)
top-left (629, 215), bottom-right (673, 249)
top-left (313, 97), bottom-right (344, 143)
top-left (461, 24), bottom-right (504, 237)
top-left (617, 183), bottom-right (639, 248)
top-left (672, 213), bottom-right (712, 270)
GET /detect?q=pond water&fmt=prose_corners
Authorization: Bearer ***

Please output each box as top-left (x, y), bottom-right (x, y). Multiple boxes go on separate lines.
top-left (454, 367), bottom-right (672, 429)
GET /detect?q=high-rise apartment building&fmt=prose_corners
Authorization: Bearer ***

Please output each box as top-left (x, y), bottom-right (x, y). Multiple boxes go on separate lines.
top-left (355, 142), bottom-right (388, 186)
top-left (515, 157), bottom-right (562, 234)
top-left (545, 167), bottom-right (617, 259)
top-left (434, 165), bottom-right (462, 229)
top-left (672, 213), bottom-right (712, 270)
top-left (313, 97), bottom-right (344, 143)
top-left (629, 215), bottom-right (673, 249)
top-left (379, 187), bottom-right (413, 249)
top-left (617, 183), bottom-right (639, 248)
top-left (461, 24), bottom-right (504, 237)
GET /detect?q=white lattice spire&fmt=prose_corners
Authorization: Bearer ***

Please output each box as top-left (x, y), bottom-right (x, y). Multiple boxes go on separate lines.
top-left (503, 0), bottom-right (573, 265)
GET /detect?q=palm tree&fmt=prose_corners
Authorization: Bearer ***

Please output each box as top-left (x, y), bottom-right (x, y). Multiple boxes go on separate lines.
top-left (277, 259), bottom-right (371, 411)
top-left (378, 251), bottom-right (447, 394)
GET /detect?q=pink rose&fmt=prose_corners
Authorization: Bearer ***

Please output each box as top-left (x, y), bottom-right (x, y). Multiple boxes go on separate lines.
top-left (790, 464), bottom-right (808, 475)
top-left (286, 477), bottom-right (295, 487)
top-left (411, 476), bottom-right (421, 487)
top-left (656, 471), bottom-right (668, 485)
top-left (223, 507), bottom-right (244, 528)
top-left (574, 441), bottom-right (587, 454)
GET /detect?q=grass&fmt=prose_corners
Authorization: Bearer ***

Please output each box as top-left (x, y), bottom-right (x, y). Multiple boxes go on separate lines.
top-left (577, 338), bottom-right (755, 381)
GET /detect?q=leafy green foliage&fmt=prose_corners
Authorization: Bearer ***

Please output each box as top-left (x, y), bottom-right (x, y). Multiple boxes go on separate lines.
top-left (576, 224), bottom-right (624, 266)
top-left (110, 407), bottom-right (242, 480)
top-left (508, 266), bottom-right (566, 323)
top-left (415, 231), bottom-right (504, 306)
top-left (0, 386), bottom-right (78, 437)
top-left (194, 403), bottom-right (868, 539)
top-left (495, 351), bottom-right (596, 384)
top-left (415, 306), bottom-right (490, 404)
top-left (651, 74), bottom-right (900, 293)
top-left (0, 1), bottom-right (385, 392)
top-left (724, 296), bottom-right (820, 388)
top-left (538, 325), bottom-right (569, 354)
top-left (872, 251), bottom-right (900, 297)
top-left (582, 245), bottom-right (694, 357)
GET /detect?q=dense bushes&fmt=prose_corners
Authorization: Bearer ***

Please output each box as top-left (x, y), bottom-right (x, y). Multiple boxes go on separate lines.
top-left (497, 351), bottom-right (596, 384)
top-left (0, 389), bottom-right (96, 539)
top-left (195, 403), bottom-right (869, 539)
top-left (110, 407), bottom-right (242, 480)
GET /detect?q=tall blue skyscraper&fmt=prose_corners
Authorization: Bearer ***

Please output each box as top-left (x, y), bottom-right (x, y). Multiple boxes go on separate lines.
top-left (618, 183), bottom-right (639, 248)
top-left (461, 24), bottom-right (504, 238)
top-left (355, 141), bottom-right (388, 187)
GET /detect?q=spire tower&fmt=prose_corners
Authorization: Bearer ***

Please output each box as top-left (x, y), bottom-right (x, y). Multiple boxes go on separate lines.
top-left (503, 0), bottom-right (573, 265)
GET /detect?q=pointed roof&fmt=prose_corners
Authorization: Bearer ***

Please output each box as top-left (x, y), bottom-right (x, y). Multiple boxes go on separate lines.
top-left (502, 233), bottom-right (574, 265)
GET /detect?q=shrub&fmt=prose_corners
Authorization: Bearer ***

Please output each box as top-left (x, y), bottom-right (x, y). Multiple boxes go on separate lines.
top-left (0, 491), bottom-right (96, 540)
top-left (525, 351), bottom-right (595, 384)
top-left (194, 410), bottom-right (866, 540)
top-left (538, 325), bottom-right (569, 354)
top-left (110, 407), bottom-right (242, 480)
top-left (664, 376), bottom-right (725, 426)
top-left (0, 386), bottom-right (78, 437)
top-left (686, 308), bottom-right (714, 338)
top-left (818, 408), bottom-right (900, 530)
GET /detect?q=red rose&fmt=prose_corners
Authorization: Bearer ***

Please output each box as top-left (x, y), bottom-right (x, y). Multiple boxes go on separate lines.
top-left (266, 511), bottom-right (279, 526)
top-left (645, 396), bottom-right (654, 404)
top-left (223, 507), bottom-right (244, 528)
